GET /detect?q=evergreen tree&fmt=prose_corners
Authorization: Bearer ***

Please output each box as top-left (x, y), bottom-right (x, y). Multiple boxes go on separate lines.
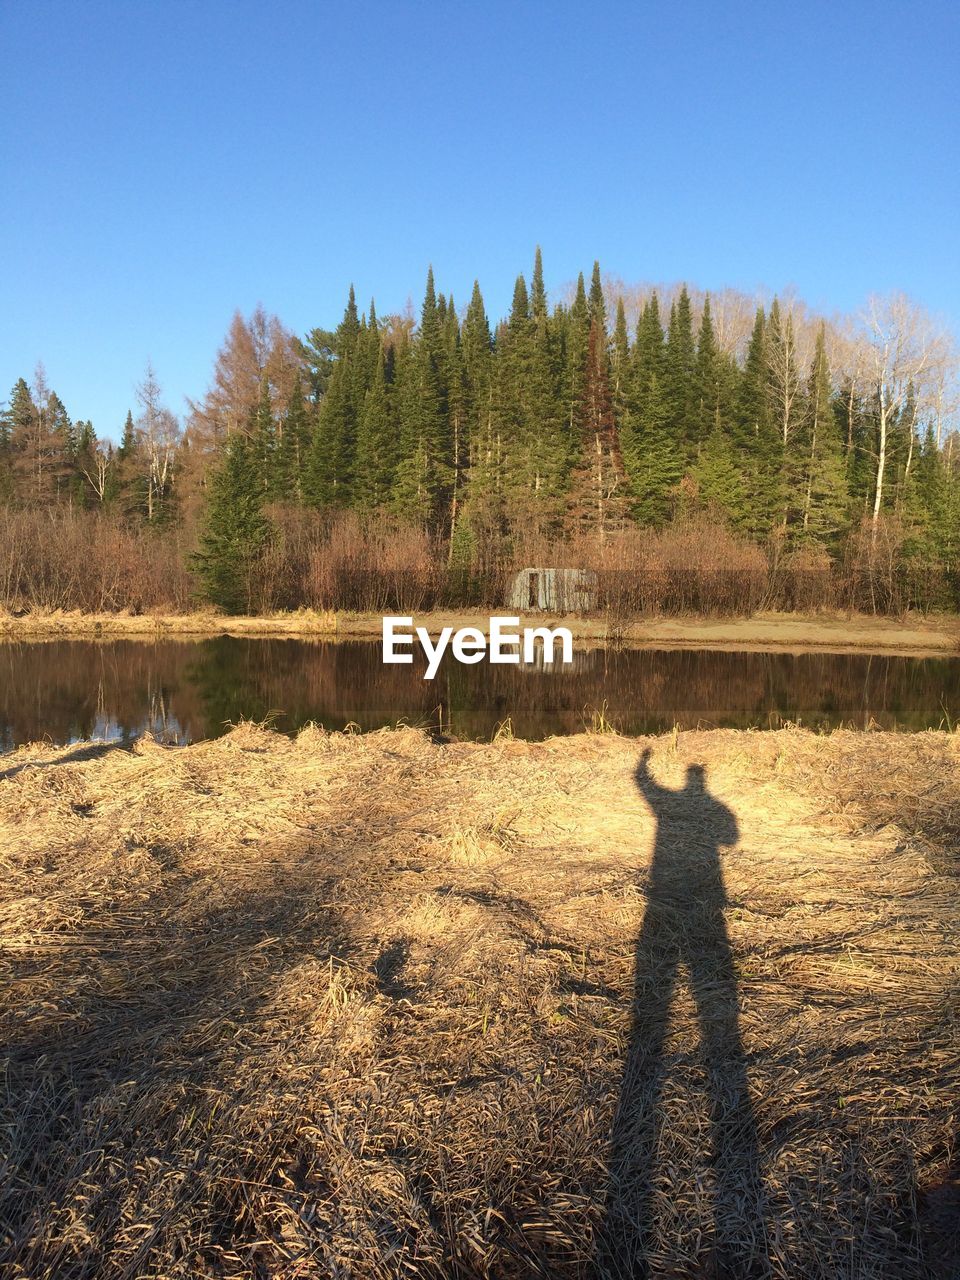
top-left (796, 325), bottom-right (848, 542)
top-left (736, 306), bottom-right (782, 533)
top-left (622, 371), bottom-right (681, 524)
top-left (113, 410), bottom-right (144, 517)
top-left (634, 294), bottom-right (666, 388)
top-left (303, 285), bottom-right (366, 507)
top-left (663, 287), bottom-right (697, 459)
top-left (461, 280), bottom-right (493, 449)
top-left (441, 294), bottom-right (467, 533)
top-left (611, 297), bottom-right (630, 420)
top-left (392, 267), bottom-right (451, 524)
top-left (192, 435), bottom-right (271, 614)
top-left (530, 246), bottom-right (548, 324)
top-left (737, 308), bottom-right (771, 445)
top-left (692, 423), bottom-right (749, 528)
top-left (562, 272), bottom-right (590, 440)
top-left (275, 380), bottom-right (310, 499)
top-left (0, 379), bottom-right (34, 503)
top-left (694, 295), bottom-right (720, 445)
top-left (588, 260), bottom-right (607, 342)
top-left (354, 346), bottom-right (396, 509)
top-left (568, 318), bottom-right (626, 538)
top-left (5, 377), bottom-right (35, 442)
top-left (621, 295), bottom-right (679, 523)
top-left (70, 419), bottom-right (100, 506)
top-left (459, 282), bottom-right (502, 558)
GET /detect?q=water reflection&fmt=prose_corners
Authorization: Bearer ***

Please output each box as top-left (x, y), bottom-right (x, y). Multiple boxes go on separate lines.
top-left (1, 637), bottom-right (958, 750)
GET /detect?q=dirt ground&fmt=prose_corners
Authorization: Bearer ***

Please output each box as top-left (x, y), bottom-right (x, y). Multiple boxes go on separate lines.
top-left (1, 725), bottom-right (958, 1278)
top-left (2, 607), bottom-right (959, 655)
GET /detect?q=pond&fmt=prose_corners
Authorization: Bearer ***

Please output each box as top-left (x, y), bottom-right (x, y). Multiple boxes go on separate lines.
top-left (1, 637), bottom-right (959, 751)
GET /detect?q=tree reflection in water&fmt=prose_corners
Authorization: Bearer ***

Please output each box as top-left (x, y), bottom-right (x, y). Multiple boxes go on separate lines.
top-left (1, 637), bottom-right (958, 750)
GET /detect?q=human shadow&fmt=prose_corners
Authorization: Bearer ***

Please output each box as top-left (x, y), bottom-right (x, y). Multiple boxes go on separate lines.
top-left (595, 748), bottom-right (766, 1278)
top-left (0, 739), bottom-right (126, 781)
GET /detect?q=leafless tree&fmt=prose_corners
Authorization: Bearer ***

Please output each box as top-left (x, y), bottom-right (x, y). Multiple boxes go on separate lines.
top-left (136, 362), bottom-right (180, 521)
top-left (186, 305), bottom-right (302, 447)
top-left (862, 294), bottom-right (943, 530)
top-left (80, 443), bottom-right (112, 505)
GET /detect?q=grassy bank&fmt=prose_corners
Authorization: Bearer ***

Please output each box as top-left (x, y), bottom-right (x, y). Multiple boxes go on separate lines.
top-left (2, 606), bottom-right (960, 654)
top-left (1, 724), bottom-right (957, 1277)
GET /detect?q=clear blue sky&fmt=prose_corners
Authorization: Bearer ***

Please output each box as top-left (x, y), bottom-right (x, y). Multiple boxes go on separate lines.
top-left (2, 0), bottom-right (957, 439)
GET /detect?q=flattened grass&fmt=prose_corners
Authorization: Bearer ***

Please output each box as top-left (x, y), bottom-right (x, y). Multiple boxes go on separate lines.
top-left (0, 724), bottom-right (957, 1277)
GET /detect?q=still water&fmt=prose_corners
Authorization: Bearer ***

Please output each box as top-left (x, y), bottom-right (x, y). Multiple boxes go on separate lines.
top-left (1, 637), bottom-right (958, 750)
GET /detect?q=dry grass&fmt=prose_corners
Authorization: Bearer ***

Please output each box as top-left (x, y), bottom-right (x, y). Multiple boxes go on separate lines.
top-left (1, 607), bottom-right (959, 654)
top-left (0, 608), bottom-right (339, 640)
top-left (0, 724), bottom-right (957, 1278)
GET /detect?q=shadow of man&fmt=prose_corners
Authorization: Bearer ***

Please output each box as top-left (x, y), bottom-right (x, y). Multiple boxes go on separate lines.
top-left (596, 748), bottom-right (767, 1279)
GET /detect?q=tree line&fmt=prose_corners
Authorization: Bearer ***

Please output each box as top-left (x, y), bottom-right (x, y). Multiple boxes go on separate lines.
top-left (2, 251), bottom-right (958, 614)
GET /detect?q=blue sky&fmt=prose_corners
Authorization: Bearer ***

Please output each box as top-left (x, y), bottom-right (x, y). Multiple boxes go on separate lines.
top-left (2, 0), bottom-right (957, 439)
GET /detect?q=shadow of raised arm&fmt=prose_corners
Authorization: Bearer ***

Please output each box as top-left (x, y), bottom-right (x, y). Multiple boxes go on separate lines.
top-left (634, 747), bottom-right (670, 812)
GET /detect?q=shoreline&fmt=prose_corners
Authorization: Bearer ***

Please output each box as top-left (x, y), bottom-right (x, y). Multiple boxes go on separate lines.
top-left (1, 607), bottom-right (958, 655)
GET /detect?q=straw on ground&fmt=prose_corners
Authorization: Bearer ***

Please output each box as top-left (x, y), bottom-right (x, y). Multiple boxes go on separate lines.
top-left (0, 723), bottom-right (957, 1278)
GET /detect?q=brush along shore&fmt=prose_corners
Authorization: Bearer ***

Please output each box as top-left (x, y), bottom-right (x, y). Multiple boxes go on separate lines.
top-left (1, 725), bottom-right (958, 1278)
top-left (2, 606), bottom-right (960, 654)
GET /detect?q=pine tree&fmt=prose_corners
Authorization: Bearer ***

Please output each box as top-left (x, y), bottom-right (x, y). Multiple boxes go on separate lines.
top-left (562, 273), bottom-right (590, 440)
top-left (458, 282), bottom-right (502, 559)
top-left (622, 371), bottom-right (681, 524)
top-left (611, 298), bottom-right (630, 420)
top-left (588, 260), bottom-right (607, 343)
top-left (192, 435), bottom-right (272, 614)
top-left (354, 346), bottom-right (395, 508)
top-left (392, 267), bottom-right (451, 524)
top-left (46, 392), bottom-right (76, 498)
top-left (621, 296), bottom-right (679, 524)
top-left (442, 293), bottom-right (467, 535)
top-left (796, 325), bottom-right (848, 543)
top-left (694, 295), bottom-right (720, 445)
top-left (461, 280), bottom-right (493, 450)
top-left (530, 246), bottom-right (548, 324)
top-left (663, 287), bottom-right (697, 460)
top-left (692, 423), bottom-right (749, 528)
top-left (275, 380), bottom-right (310, 500)
top-left (634, 294), bottom-right (666, 389)
top-left (568, 319), bottom-right (626, 539)
top-left (70, 419), bottom-right (100, 506)
top-left (737, 308), bottom-right (771, 446)
top-left (112, 410), bottom-right (144, 517)
top-left (303, 286), bottom-right (365, 507)
top-left (737, 306), bottom-right (782, 534)
top-left (1, 379), bottom-right (34, 502)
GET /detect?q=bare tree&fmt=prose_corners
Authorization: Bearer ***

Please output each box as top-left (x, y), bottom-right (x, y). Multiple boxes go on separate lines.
top-left (862, 294), bottom-right (942, 530)
top-left (80, 443), bottom-right (112, 505)
top-left (186, 305), bottom-right (302, 448)
top-left (136, 362), bottom-right (180, 521)
top-left (930, 334), bottom-right (960, 448)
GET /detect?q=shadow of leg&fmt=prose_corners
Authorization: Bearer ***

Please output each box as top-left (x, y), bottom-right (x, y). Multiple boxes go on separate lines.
top-left (689, 921), bottom-right (767, 1278)
top-left (596, 909), bottom-right (678, 1280)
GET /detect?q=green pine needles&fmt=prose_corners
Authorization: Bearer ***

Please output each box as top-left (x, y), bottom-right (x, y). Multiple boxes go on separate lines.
top-left (192, 434), bottom-right (271, 614)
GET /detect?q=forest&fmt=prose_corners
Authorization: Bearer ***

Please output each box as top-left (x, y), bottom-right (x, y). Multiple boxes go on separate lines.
top-left (2, 250), bottom-right (958, 617)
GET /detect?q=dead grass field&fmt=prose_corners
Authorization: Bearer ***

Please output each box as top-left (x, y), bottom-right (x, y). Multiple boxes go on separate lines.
top-left (2, 607), bottom-right (959, 655)
top-left (0, 725), bottom-right (958, 1278)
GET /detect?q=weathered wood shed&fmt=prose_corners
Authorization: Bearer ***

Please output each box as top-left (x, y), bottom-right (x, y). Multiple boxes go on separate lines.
top-left (505, 568), bottom-right (597, 613)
